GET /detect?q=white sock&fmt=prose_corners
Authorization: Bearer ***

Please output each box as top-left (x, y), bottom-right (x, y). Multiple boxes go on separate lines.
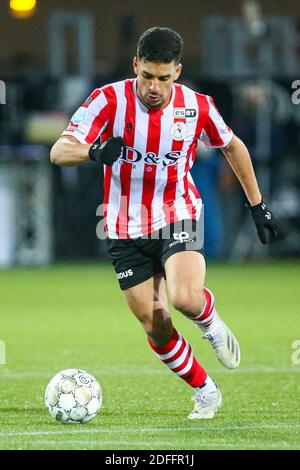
top-left (195, 375), bottom-right (217, 393)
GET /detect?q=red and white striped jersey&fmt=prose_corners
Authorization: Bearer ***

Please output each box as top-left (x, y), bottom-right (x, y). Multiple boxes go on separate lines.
top-left (62, 79), bottom-right (233, 239)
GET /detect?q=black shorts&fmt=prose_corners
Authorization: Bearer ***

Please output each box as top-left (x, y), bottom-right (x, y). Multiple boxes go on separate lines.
top-left (106, 219), bottom-right (205, 290)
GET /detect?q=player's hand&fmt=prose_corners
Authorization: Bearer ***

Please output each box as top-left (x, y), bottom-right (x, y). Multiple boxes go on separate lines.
top-left (247, 199), bottom-right (278, 244)
top-left (89, 137), bottom-right (125, 165)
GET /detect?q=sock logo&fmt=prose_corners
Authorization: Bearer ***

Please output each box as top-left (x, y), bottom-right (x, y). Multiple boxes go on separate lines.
top-left (117, 269), bottom-right (133, 280)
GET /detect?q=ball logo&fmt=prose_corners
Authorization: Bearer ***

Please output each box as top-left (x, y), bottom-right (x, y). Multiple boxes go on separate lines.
top-left (55, 411), bottom-right (63, 421)
top-left (78, 374), bottom-right (90, 384)
top-left (171, 122), bottom-right (188, 141)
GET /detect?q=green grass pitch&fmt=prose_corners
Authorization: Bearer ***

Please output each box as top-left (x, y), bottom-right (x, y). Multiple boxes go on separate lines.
top-left (0, 261), bottom-right (300, 450)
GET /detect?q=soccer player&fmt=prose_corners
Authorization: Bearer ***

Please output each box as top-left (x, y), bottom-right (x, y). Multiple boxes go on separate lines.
top-left (50, 27), bottom-right (278, 419)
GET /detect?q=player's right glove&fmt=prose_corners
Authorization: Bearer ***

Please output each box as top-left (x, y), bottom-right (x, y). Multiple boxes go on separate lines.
top-left (246, 199), bottom-right (279, 244)
top-left (89, 137), bottom-right (125, 165)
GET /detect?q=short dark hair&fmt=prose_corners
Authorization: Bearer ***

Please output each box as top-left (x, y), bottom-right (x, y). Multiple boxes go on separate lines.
top-left (137, 27), bottom-right (183, 64)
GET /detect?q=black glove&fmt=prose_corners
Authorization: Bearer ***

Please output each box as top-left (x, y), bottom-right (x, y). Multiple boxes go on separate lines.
top-left (247, 199), bottom-right (278, 244)
top-left (89, 137), bottom-right (125, 165)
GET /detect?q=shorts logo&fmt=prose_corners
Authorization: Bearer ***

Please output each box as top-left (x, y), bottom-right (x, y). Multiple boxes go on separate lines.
top-left (171, 122), bottom-right (188, 141)
top-left (168, 231), bottom-right (195, 248)
top-left (173, 108), bottom-right (197, 118)
top-left (173, 231), bottom-right (190, 243)
top-left (117, 269), bottom-right (133, 280)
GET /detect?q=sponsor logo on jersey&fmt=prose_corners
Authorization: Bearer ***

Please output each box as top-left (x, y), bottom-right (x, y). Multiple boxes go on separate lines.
top-left (120, 148), bottom-right (181, 167)
top-left (171, 122), bottom-right (188, 141)
top-left (117, 269), bottom-right (134, 280)
top-left (173, 108), bottom-right (197, 118)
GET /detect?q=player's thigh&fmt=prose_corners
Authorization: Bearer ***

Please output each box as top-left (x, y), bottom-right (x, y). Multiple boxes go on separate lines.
top-left (164, 251), bottom-right (206, 314)
top-left (123, 273), bottom-right (170, 326)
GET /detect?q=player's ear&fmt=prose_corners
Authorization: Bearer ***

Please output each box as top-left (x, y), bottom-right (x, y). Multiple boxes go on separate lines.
top-left (174, 63), bottom-right (182, 81)
top-left (133, 57), bottom-right (139, 75)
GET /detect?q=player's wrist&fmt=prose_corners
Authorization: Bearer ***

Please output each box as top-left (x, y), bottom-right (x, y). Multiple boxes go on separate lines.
top-left (247, 194), bottom-right (263, 208)
top-left (88, 143), bottom-right (101, 162)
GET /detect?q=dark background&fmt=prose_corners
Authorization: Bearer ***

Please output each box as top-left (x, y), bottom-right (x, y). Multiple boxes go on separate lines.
top-left (0, 0), bottom-right (300, 264)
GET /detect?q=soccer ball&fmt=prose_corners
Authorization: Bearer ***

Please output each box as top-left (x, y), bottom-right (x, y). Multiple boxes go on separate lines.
top-left (45, 369), bottom-right (102, 424)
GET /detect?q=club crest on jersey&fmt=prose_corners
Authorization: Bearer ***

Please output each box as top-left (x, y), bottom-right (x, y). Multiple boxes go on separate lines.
top-left (173, 108), bottom-right (197, 118)
top-left (171, 122), bottom-right (188, 141)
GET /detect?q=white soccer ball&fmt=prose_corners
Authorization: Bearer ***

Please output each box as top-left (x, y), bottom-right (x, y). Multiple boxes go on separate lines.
top-left (45, 369), bottom-right (102, 424)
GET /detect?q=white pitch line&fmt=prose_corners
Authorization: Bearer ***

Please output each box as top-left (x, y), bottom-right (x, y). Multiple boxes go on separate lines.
top-left (14, 439), bottom-right (176, 448)
top-left (1, 366), bottom-right (300, 379)
top-left (1, 423), bottom-right (300, 438)
top-left (9, 439), bottom-right (296, 450)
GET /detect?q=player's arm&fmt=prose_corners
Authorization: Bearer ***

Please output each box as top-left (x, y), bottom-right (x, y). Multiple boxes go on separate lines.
top-left (50, 88), bottom-right (125, 167)
top-left (221, 134), bottom-right (278, 244)
top-left (50, 136), bottom-right (91, 166)
top-left (50, 135), bottom-right (125, 167)
top-left (221, 134), bottom-right (261, 206)
top-left (198, 95), bottom-right (278, 244)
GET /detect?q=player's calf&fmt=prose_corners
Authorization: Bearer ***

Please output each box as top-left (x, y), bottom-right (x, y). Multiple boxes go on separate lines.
top-left (148, 327), bottom-right (222, 419)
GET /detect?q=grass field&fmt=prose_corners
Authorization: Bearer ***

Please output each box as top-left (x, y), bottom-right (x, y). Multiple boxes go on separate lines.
top-left (0, 261), bottom-right (300, 450)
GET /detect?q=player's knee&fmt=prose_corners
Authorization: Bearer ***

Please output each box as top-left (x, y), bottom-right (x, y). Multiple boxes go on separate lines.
top-left (170, 288), bottom-right (205, 316)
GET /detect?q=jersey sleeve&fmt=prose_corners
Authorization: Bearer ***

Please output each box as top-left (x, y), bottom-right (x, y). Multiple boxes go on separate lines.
top-left (199, 96), bottom-right (233, 148)
top-left (61, 88), bottom-right (110, 144)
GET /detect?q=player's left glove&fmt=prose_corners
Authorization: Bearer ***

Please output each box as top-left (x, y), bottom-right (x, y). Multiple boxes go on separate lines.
top-left (247, 199), bottom-right (279, 244)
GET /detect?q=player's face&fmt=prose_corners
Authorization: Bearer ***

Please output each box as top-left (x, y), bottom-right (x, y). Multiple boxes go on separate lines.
top-left (133, 58), bottom-right (182, 109)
